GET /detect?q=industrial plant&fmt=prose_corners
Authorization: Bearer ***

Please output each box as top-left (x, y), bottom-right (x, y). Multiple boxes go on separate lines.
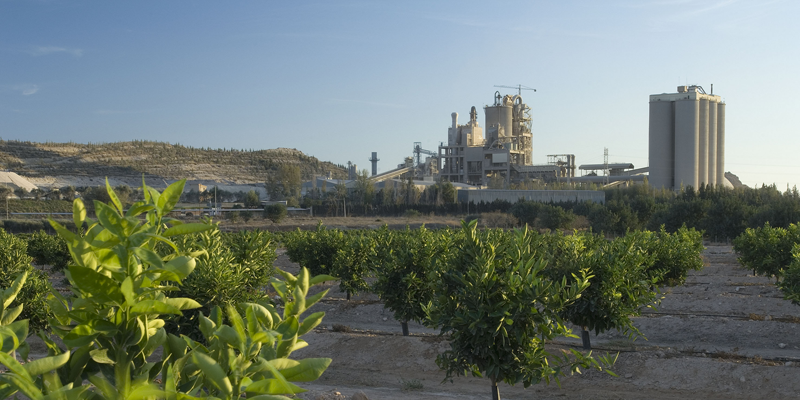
top-left (325, 84), bottom-right (729, 195)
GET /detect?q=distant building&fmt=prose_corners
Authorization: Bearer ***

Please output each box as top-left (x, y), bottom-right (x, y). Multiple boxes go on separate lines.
top-left (438, 92), bottom-right (534, 186)
top-left (649, 85), bottom-right (730, 190)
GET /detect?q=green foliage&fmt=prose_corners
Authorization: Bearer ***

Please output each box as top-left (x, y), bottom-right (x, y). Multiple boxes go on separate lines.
top-left (373, 227), bottom-right (453, 328)
top-left (426, 221), bottom-right (616, 397)
top-left (780, 245), bottom-right (800, 305)
top-left (332, 233), bottom-right (376, 299)
top-left (733, 222), bottom-right (800, 280)
top-left (265, 203), bottom-right (288, 223)
top-left (543, 231), bottom-right (661, 339)
top-left (640, 226), bottom-right (705, 286)
top-left (0, 178), bottom-right (331, 399)
top-left (23, 230), bottom-right (71, 271)
top-left (282, 224), bottom-right (346, 276)
top-left (162, 267), bottom-right (335, 399)
top-left (510, 201), bottom-right (575, 231)
top-left (0, 228), bottom-right (51, 331)
top-left (243, 190), bottom-right (261, 209)
top-left (168, 226), bottom-right (277, 339)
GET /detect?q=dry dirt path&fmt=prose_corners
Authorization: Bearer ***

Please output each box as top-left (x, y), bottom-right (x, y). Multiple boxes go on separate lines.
top-left (282, 244), bottom-right (800, 400)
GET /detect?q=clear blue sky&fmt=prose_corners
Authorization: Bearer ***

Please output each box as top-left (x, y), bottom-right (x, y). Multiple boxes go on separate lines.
top-left (2, 1), bottom-right (798, 189)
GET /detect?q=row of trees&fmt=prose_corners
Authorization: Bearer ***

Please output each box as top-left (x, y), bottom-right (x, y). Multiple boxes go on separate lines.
top-left (281, 222), bottom-right (705, 398)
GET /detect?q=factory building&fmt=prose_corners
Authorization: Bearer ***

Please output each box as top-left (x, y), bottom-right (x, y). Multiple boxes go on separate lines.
top-left (649, 85), bottom-right (728, 190)
top-left (438, 92), bottom-right (535, 186)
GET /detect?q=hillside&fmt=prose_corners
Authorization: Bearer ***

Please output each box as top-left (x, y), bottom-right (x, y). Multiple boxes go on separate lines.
top-left (0, 140), bottom-right (346, 189)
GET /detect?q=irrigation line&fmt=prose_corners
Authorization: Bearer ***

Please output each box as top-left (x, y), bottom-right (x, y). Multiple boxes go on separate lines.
top-left (639, 310), bottom-right (800, 323)
top-left (311, 327), bottom-right (800, 364)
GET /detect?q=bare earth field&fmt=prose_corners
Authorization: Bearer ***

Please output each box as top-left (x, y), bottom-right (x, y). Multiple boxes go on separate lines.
top-left (280, 245), bottom-right (800, 400)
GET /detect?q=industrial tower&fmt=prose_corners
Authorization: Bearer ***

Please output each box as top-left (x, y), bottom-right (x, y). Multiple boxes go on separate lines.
top-left (649, 85), bottom-right (726, 190)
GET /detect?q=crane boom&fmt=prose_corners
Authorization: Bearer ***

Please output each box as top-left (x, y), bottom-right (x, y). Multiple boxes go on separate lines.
top-left (494, 84), bottom-right (536, 97)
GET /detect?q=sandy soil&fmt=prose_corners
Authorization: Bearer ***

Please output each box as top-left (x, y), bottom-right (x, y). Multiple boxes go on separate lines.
top-left (280, 244), bottom-right (800, 400)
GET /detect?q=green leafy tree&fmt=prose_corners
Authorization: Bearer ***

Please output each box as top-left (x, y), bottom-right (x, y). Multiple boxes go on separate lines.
top-left (426, 221), bottom-right (616, 400)
top-left (373, 226), bottom-right (453, 335)
top-left (265, 203), bottom-right (288, 223)
top-left (543, 231), bottom-right (661, 349)
top-left (243, 189), bottom-right (261, 209)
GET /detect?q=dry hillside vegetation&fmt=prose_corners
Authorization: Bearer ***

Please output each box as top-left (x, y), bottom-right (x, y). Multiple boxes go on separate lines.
top-left (0, 140), bottom-right (346, 184)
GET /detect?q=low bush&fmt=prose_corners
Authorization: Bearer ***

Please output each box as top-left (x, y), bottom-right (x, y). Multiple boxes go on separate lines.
top-left (733, 222), bottom-right (800, 280)
top-left (23, 230), bottom-right (71, 271)
top-left (0, 228), bottom-right (51, 331)
top-left (265, 202), bottom-right (288, 223)
top-left (167, 225), bottom-right (277, 339)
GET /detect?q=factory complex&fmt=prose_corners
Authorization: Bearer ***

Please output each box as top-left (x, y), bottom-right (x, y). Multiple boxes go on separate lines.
top-left (307, 85), bottom-right (730, 201)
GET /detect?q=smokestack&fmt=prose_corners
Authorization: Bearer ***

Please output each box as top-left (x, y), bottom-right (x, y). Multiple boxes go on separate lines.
top-left (369, 152), bottom-right (379, 176)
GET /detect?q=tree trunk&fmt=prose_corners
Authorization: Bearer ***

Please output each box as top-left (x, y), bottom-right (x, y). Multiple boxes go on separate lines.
top-left (581, 326), bottom-right (591, 350)
top-left (401, 321), bottom-right (409, 336)
top-left (346, 291), bottom-right (351, 301)
top-left (491, 379), bottom-right (500, 400)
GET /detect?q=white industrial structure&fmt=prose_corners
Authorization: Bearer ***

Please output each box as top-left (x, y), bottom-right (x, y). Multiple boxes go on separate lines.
top-left (438, 92), bottom-right (536, 186)
top-left (649, 85), bottom-right (728, 190)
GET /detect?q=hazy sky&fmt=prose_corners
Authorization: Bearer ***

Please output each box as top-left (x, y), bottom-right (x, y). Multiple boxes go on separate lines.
top-left (1, 1), bottom-right (798, 189)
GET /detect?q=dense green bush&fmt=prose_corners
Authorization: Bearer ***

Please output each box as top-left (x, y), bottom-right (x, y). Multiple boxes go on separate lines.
top-left (167, 225), bottom-right (277, 339)
top-left (0, 228), bottom-right (51, 331)
top-left (282, 224), bottom-right (346, 276)
top-left (642, 226), bottom-right (705, 286)
top-left (733, 222), bottom-right (800, 280)
top-left (23, 230), bottom-right (71, 271)
top-left (265, 202), bottom-right (287, 223)
top-left (373, 226), bottom-right (454, 334)
top-left (780, 245), bottom-right (800, 305)
top-left (426, 221), bottom-right (615, 399)
top-left (541, 231), bottom-right (661, 348)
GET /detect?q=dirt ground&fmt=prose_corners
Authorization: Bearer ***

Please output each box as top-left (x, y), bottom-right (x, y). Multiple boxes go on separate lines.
top-left (280, 244), bottom-right (800, 400)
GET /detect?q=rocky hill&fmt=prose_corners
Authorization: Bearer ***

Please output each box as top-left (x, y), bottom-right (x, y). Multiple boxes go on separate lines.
top-left (0, 140), bottom-right (346, 190)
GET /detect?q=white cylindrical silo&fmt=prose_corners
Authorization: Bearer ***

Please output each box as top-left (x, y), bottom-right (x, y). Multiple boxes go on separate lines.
top-left (698, 99), bottom-right (709, 186)
top-left (674, 98), bottom-right (700, 189)
top-left (716, 103), bottom-right (726, 185)
top-left (648, 100), bottom-right (675, 189)
top-left (484, 106), bottom-right (500, 144)
top-left (498, 105), bottom-right (513, 138)
top-left (708, 101), bottom-right (718, 186)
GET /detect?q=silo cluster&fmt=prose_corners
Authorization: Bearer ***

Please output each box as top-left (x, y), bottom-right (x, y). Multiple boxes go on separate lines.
top-left (649, 85), bottom-right (726, 190)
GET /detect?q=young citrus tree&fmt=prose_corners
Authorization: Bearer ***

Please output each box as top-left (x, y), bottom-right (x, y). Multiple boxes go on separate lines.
top-left (0, 178), bottom-right (333, 399)
top-left (373, 226), bottom-right (454, 335)
top-left (426, 221), bottom-right (616, 400)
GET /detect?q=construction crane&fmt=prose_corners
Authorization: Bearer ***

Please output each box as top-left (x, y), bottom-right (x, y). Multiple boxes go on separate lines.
top-left (494, 84), bottom-right (536, 97)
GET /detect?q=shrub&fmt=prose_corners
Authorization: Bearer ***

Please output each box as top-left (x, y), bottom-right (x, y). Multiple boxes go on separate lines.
top-left (167, 225), bottom-right (277, 339)
top-left (733, 222), bottom-right (800, 280)
top-left (373, 226), bottom-right (454, 335)
top-left (780, 244), bottom-right (800, 305)
top-left (479, 211), bottom-right (518, 228)
top-left (403, 209), bottom-right (421, 218)
top-left (0, 228), bottom-right (51, 331)
top-left (282, 224), bottom-right (346, 276)
top-left (23, 230), bottom-right (71, 271)
top-left (427, 221), bottom-right (615, 399)
top-left (0, 178), bottom-right (332, 399)
top-left (644, 225), bottom-right (705, 286)
top-left (265, 203), bottom-right (288, 223)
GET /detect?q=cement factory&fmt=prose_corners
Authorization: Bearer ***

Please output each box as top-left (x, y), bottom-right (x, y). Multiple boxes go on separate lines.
top-left (326, 84), bottom-right (730, 196)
